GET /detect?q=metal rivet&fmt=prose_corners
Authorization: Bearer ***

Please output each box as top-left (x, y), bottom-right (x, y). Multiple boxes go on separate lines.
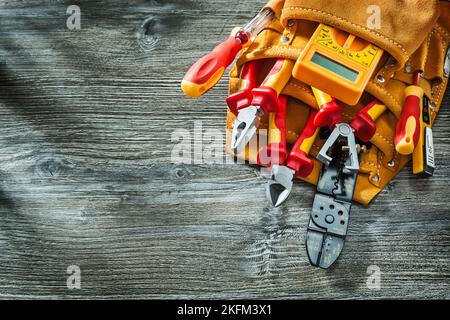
top-left (387, 160), bottom-right (396, 168)
top-left (444, 48), bottom-right (450, 78)
top-left (325, 215), bottom-right (335, 224)
top-left (429, 101), bottom-right (436, 111)
top-left (377, 75), bottom-right (385, 83)
top-left (405, 65), bottom-right (413, 73)
top-left (386, 58), bottom-right (397, 67)
top-left (372, 175), bottom-right (381, 183)
top-left (281, 36), bottom-right (290, 43)
top-left (287, 20), bottom-right (294, 27)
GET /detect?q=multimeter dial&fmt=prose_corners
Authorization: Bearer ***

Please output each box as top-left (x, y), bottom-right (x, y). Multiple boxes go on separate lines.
top-left (293, 24), bottom-right (384, 105)
top-left (316, 25), bottom-right (381, 68)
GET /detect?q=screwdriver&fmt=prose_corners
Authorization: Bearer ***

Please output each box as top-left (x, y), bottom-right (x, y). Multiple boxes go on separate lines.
top-left (395, 71), bottom-right (423, 155)
top-left (181, 8), bottom-right (275, 98)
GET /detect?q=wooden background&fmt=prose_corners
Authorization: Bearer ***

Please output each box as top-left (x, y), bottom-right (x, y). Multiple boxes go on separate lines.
top-left (0, 0), bottom-right (448, 299)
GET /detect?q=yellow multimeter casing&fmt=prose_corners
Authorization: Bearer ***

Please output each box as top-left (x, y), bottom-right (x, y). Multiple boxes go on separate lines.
top-left (293, 24), bottom-right (384, 106)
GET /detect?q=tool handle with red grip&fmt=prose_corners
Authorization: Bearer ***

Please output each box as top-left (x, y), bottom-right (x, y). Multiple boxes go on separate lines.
top-left (350, 100), bottom-right (387, 142)
top-left (395, 85), bottom-right (424, 155)
top-left (181, 37), bottom-right (243, 98)
top-left (311, 88), bottom-right (343, 129)
top-left (226, 59), bottom-right (264, 115)
top-left (286, 109), bottom-right (319, 177)
top-left (251, 59), bottom-right (295, 114)
top-left (257, 96), bottom-right (288, 166)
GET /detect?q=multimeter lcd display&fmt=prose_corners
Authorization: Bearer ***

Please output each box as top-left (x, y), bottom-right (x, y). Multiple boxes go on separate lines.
top-left (311, 52), bottom-right (359, 82)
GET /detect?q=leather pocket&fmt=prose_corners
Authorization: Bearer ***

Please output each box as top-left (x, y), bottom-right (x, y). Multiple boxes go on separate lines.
top-left (280, 0), bottom-right (440, 69)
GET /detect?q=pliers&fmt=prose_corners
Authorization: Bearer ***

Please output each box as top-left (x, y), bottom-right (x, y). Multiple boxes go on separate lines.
top-left (228, 58), bottom-right (295, 154)
top-left (266, 108), bottom-right (319, 207)
top-left (265, 88), bottom-right (345, 207)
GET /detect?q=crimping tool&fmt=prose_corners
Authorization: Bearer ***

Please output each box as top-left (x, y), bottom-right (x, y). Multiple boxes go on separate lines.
top-left (306, 90), bottom-right (387, 268)
top-left (264, 86), bottom-right (387, 268)
top-left (306, 145), bottom-right (357, 269)
top-left (306, 120), bottom-right (359, 269)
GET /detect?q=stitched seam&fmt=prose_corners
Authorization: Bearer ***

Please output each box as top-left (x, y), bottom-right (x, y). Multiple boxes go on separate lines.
top-left (287, 129), bottom-right (299, 138)
top-left (288, 82), bottom-right (313, 95)
top-left (378, 67), bottom-right (387, 78)
top-left (374, 82), bottom-right (403, 110)
top-left (342, 112), bottom-right (354, 119)
top-left (434, 81), bottom-right (445, 105)
top-left (250, 44), bottom-right (301, 53)
top-left (377, 66), bottom-right (388, 82)
top-left (431, 36), bottom-right (448, 104)
top-left (392, 151), bottom-right (399, 165)
top-left (361, 161), bottom-right (376, 167)
top-left (377, 152), bottom-right (383, 178)
top-left (434, 24), bottom-right (450, 41)
top-left (374, 132), bottom-right (394, 147)
top-left (435, 37), bottom-right (448, 101)
top-left (283, 6), bottom-right (410, 58)
top-left (423, 31), bottom-right (433, 70)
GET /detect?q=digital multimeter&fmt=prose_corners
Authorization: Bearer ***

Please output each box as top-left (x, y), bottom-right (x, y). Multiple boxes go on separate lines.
top-left (293, 24), bottom-right (384, 106)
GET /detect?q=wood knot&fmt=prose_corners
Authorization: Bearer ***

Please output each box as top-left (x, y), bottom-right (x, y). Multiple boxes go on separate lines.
top-left (136, 16), bottom-right (161, 51)
top-left (34, 156), bottom-right (73, 178)
top-left (170, 165), bottom-right (194, 179)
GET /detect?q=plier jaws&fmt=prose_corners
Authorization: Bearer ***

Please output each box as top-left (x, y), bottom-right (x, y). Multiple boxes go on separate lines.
top-left (317, 123), bottom-right (360, 173)
top-left (231, 105), bottom-right (262, 154)
top-left (265, 165), bottom-right (295, 207)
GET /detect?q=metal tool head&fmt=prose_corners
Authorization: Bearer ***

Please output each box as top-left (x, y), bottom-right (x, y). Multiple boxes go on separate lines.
top-left (317, 123), bottom-right (360, 173)
top-left (231, 106), bottom-right (262, 154)
top-left (306, 193), bottom-right (350, 269)
top-left (265, 165), bottom-right (295, 207)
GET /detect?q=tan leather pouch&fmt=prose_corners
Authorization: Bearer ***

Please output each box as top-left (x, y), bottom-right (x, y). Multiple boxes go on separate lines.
top-left (226, 0), bottom-right (450, 205)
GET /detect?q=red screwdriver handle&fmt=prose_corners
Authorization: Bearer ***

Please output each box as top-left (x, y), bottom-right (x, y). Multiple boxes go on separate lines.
top-left (226, 59), bottom-right (265, 115)
top-left (395, 85), bottom-right (423, 155)
top-left (286, 109), bottom-right (319, 177)
top-left (181, 37), bottom-right (243, 98)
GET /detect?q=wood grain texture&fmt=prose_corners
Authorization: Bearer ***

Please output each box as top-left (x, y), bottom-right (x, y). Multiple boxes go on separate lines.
top-left (0, 0), bottom-right (449, 299)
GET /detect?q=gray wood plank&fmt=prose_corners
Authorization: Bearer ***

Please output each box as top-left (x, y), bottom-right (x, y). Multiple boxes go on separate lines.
top-left (0, 0), bottom-right (449, 299)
